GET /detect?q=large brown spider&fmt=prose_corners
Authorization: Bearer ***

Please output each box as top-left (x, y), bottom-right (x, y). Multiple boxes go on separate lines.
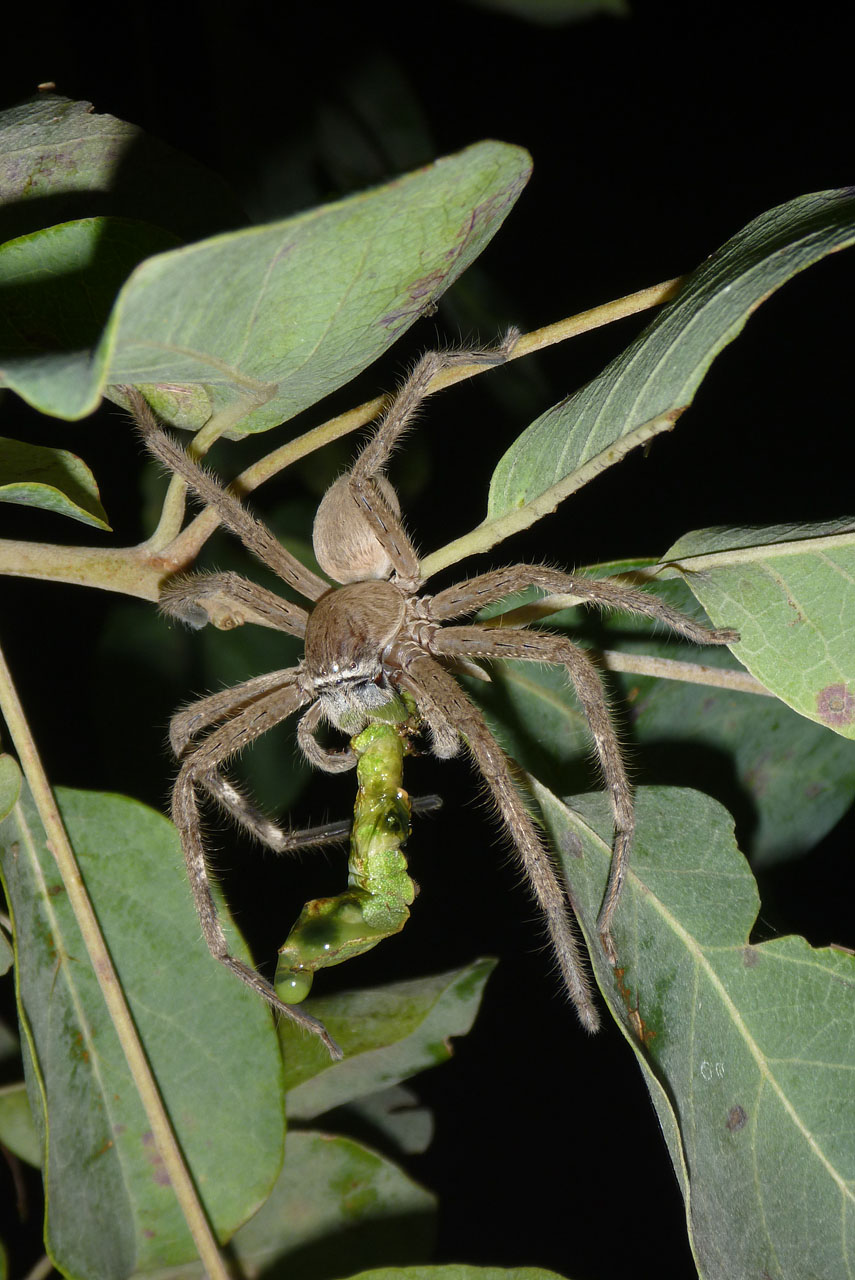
top-left (123, 337), bottom-right (737, 1060)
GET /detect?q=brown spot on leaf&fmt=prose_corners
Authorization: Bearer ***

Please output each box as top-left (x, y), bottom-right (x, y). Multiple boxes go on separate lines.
top-left (559, 831), bottom-right (584, 860)
top-left (381, 270), bottom-right (446, 331)
top-left (745, 761), bottom-right (770, 798)
top-left (614, 968), bottom-right (656, 1046)
top-left (726, 1105), bottom-right (747, 1132)
top-left (142, 1130), bottom-right (171, 1186)
top-left (816, 683), bottom-right (855, 727)
top-left (71, 1033), bottom-right (89, 1064)
top-left (742, 946), bottom-right (759, 967)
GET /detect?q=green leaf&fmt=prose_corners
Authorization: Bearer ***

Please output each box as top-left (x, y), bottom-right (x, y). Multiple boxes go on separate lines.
top-left (144, 1131), bottom-right (437, 1280)
top-left (536, 782), bottom-right (855, 1280)
top-left (104, 140), bottom-right (531, 432)
top-left (0, 217), bottom-right (180, 417)
top-left (486, 189), bottom-right (855, 535)
top-left (0, 94), bottom-right (246, 244)
top-left (1, 136), bottom-right (527, 426)
top-left (0, 1082), bottom-right (40, 1166)
top-left (337, 1082), bottom-right (435, 1157)
top-left (282, 959), bottom-right (497, 1119)
top-left (0, 435), bottom-right (110, 528)
top-left (229, 1131), bottom-right (435, 1276)
top-left (471, 573), bottom-right (855, 865)
top-left (0, 753), bottom-right (21, 817)
top-left (0, 785), bottom-right (286, 1275)
top-left (662, 519), bottom-right (855, 740)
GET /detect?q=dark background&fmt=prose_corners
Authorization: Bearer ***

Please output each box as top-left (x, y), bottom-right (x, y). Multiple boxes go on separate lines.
top-left (2, 3), bottom-right (853, 1277)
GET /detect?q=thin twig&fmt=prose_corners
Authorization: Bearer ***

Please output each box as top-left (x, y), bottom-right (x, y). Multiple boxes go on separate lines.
top-left (22, 1254), bottom-right (58, 1280)
top-left (163, 277), bottom-right (685, 568)
top-left (479, 592), bottom-right (768, 696)
top-left (0, 638), bottom-right (230, 1279)
top-left (0, 277), bottom-right (684, 594)
top-left (598, 649), bottom-right (773, 696)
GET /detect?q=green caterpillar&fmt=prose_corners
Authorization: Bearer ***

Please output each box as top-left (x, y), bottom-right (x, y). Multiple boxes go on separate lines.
top-left (275, 721), bottom-right (415, 1003)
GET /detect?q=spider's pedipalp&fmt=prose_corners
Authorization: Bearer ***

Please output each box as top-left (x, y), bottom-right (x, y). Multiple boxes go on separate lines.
top-left (297, 702), bottom-right (358, 773)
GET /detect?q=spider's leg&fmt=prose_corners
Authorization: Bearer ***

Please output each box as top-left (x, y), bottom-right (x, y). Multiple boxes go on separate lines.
top-left (199, 702), bottom-right (355, 855)
top-left (171, 675), bottom-right (355, 857)
top-left (350, 328), bottom-right (519, 486)
top-left (172, 677), bottom-right (343, 1057)
top-left (431, 625), bottom-right (635, 968)
top-left (123, 386), bottom-right (330, 602)
top-left (169, 668), bottom-right (304, 758)
top-left (398, 648), bottom-right (600, 1033)
top-left (161, 570), bottom-right (309, 637)
top-left (427, 564), bottom-right (739, 645)
top-left (196, 768), bottom-right (352, 854)
top-left (313, 331), bottom-right (519, 590)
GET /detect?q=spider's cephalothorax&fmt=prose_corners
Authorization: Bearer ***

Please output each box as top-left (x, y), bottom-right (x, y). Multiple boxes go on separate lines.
top-left (123, 337), bottom-right (738, 1060)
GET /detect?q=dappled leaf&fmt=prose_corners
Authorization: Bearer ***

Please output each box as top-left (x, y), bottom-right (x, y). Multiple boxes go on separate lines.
top-left (0, 218), bottom-right (179, 417)
top-left (282, 959), bottom-right (496, 1117)
top-left (144, 1131), bottom-right (436, 1280)
top-left (536, 782), bottom-right (855, 1280)
top-left (0, 753), bottom-right (21, 816)
top-left (336, 1083), bottom-right (435, 1157)
top-left (104, 140), bottom-right (530, 433)
top-left (0, 435), bottom-right (110, 527)
top-left (0, 126), bottom-right (528, 427)
top-left (0, 783), bottom-right (285, 1275)
top-left (0, 1082), bottom-right (40, 1167)
top-left (662, 518), bottom-right (855, 740)
top-left (229, 1131), bottom-right (435, 1277)
top-left (0, 94), bottom-right (246, 244)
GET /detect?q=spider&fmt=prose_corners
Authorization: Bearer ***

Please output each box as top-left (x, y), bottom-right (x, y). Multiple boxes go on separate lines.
top-left (123, 335), bottom-right (737, 1060)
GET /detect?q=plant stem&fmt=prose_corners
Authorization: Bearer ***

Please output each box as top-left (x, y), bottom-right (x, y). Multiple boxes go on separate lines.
top-left (0, 276), bottom-right (685, 595)
top-left (599, 649), bottom-right (772, 696)
top-left (0, 639), bottom-right (231, 1279)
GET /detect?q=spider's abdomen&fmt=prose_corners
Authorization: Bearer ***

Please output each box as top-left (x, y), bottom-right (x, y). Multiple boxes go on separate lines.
top-left (313, 474), bottom-right (402, 583)
top-left (306, 580), bottom-right (407, 729)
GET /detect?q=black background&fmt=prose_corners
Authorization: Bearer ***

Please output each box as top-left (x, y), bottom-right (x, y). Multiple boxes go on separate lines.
top-left (2, 3), bottom-right (854, 1277)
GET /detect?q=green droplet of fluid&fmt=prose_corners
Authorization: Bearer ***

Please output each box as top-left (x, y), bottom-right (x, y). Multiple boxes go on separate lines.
top-left (276, 968), bottom-right (314, 1004)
